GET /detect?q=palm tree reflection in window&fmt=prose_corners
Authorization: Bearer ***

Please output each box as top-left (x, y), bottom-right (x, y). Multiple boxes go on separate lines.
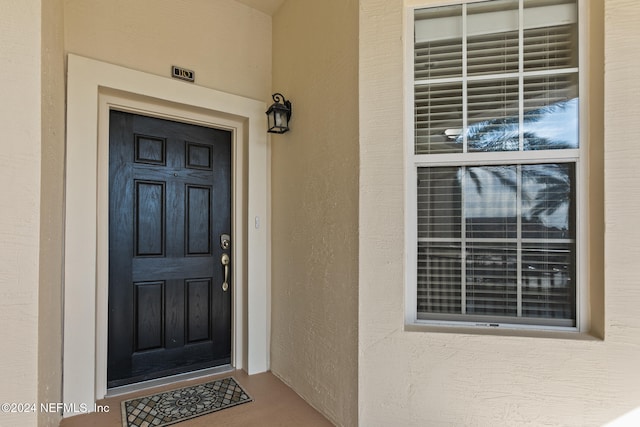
top-left (458, 99), bottom-right (577, 319)
top-left (456, 98), bottom-right (579, 152)
top-left (459, 98), bottom-right (578, 236)
top-left (464, 163), bottom-right (574, 238)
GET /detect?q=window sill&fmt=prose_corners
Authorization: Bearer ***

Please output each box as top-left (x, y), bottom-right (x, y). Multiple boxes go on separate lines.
top-left (404, 322), bottom-right (603, 341)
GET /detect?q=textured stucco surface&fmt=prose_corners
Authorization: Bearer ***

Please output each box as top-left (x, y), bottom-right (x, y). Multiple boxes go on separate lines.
top-left (38, 0), bottom-right (65, 426)
top-left (270, 1), bottom-right (359, 426)
top-left (359, 0), bottom-right (640, 426)
top-left (0, 1), bottom-right (42, 426)
top-left (64, 0), bottom-right (272, 101)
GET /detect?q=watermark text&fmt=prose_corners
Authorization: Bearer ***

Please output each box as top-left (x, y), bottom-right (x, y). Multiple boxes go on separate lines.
top-left (1, 402), bottom-right (109, 414)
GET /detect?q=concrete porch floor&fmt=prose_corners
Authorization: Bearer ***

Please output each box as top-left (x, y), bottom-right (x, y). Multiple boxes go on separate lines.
top-left (59, 370), bottom-right (333, 427)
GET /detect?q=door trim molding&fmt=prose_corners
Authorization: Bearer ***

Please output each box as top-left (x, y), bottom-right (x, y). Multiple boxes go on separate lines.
top-left (63, 54), bottom-right (269, 413)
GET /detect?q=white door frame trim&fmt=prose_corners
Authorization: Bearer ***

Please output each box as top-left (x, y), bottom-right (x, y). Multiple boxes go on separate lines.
top-left (63, 54), bottom-right (269, 412)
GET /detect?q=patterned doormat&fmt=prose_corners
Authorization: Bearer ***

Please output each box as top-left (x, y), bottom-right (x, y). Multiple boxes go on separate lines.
top-left (121, 377), bottom-right (252, 427)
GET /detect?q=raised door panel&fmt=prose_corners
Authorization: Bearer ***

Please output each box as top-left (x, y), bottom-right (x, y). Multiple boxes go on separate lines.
top-left (135, 181), bottom-right (165, 257)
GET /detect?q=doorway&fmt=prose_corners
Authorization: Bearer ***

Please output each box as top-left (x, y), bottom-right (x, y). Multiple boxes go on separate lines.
top-left (64, 55), bottom-right (269, 411)
top-left (107, 110), bottom-right (233, 387)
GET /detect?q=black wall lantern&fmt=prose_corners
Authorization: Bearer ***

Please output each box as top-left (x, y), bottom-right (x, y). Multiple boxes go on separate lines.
top-left (266, 93), bottom-right (292, 134)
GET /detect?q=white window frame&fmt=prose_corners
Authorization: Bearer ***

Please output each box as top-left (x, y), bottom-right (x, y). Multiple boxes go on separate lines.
top-left (404, 0), bottom-right (589, 332)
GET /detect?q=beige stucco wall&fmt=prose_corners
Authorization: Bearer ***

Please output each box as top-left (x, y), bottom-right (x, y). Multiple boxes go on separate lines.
top-left (270, 1), bottom-right (359, 426)
top-left (38, 0), bottom-right (66, 426)
top-left (64, 0), bottom-right (272, 101)
top-left (0, 1), bottom-right (42, 426)
top-left (359, 0), bottom-right (640, 426)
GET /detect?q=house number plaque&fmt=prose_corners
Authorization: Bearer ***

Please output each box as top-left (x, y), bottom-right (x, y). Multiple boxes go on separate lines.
top-left (171, 66), bottom-right (195, 82)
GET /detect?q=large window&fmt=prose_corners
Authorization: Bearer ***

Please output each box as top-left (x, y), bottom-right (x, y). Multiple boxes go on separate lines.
top-left (409, 0), bottom-right (582, 329)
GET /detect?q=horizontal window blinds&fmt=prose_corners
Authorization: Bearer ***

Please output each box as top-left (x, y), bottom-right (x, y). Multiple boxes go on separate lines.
top-left (414, 0), bottom-right (578, 155)
top-left (414, 1), bottom-right (576, 44)
top-left (415, 83), bottom-right (463, 154)
top-left (416, 164), bottom-right (576, 325)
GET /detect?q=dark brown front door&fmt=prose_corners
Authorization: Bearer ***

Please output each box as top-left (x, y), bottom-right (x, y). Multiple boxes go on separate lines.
top-left (107, 110), bottom-right (232, 388)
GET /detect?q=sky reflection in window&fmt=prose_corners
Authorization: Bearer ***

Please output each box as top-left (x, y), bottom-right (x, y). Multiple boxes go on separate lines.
top-left (456, 97), bottom-right (579, 151)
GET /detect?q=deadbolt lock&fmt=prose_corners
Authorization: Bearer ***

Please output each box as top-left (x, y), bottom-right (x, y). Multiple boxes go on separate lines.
top-left (220, 233), bottom-right (231, 250)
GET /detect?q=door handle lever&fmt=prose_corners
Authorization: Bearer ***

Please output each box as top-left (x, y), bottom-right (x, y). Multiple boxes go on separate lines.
top-left (221, 253), bottom-right (230, 292)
